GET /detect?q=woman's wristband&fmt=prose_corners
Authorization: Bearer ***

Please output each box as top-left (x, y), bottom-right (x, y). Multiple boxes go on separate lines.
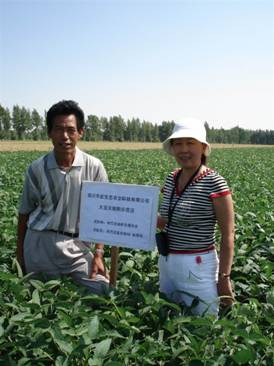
top-left (218, 272), bottom-right (230, 279)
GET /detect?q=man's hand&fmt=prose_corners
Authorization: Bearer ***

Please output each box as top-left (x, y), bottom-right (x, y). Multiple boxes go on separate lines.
top-left (16, 242), bottom-right (26, 274)
top-left (16, 213), bottom-right (29, 275)
top-left (90, 251), bottom-right (109, 280)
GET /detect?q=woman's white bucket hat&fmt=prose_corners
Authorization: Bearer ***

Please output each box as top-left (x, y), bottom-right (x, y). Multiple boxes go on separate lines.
top-left (163, 117), bottom-right (211, 156)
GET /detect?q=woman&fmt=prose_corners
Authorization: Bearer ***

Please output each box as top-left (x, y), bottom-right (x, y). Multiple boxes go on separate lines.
top-left (157, 118), bottom-right (234, 316)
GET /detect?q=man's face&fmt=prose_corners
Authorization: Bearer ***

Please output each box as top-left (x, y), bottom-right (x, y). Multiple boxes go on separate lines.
top-left (49, 114), bottom-right (83, 154)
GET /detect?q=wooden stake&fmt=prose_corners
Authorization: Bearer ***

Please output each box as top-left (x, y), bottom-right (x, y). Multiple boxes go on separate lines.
top-left (109, 246), bottom-right (119, 287)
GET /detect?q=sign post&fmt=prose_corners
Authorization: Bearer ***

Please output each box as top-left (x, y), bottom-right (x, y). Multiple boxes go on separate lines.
top-left (79, 182), bottom-right (160, 285)
top-left (109, 246), bottom-right (119, 287)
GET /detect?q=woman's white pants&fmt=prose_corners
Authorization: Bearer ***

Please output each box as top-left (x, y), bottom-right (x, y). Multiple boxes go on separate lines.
top-left (159, 250), bottom-right (219, 316)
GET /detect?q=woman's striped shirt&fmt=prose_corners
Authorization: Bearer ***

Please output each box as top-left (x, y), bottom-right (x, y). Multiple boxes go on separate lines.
top-left (159, 168), bottom-right (231, 251)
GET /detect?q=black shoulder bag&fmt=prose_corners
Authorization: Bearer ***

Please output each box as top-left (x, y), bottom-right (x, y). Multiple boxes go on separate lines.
top-left (156, 164), bottom-right (202, 256)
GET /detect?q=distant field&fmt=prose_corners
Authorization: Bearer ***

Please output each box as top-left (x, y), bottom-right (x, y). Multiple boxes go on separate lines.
top-left (0, 140), bottom-right (273, 151)
top-left (0, 141), bottom-right (161, 151)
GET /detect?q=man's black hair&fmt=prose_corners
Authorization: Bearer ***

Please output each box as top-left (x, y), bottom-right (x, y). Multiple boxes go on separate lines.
top-left (46, 100), bottom-right (85, 133)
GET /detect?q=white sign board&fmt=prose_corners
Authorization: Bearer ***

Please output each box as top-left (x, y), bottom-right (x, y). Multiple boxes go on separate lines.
top-left (79, 182), bottom-right (159, 251)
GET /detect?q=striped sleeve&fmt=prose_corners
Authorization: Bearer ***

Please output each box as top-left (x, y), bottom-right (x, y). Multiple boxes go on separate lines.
top-left (19, 164), bottom-right (41, 214)
top-left (209, 172), bottom-right (231, 199)
top-left (95, 160), bottom-right (108, 182)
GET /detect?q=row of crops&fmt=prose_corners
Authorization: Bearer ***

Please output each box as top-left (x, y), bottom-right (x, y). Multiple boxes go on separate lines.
top-left (0, 147), bottom-right (273, 365)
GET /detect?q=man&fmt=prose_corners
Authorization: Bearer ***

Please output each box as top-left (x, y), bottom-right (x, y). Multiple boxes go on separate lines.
top-left (16, 100), bottom-right (109, 294)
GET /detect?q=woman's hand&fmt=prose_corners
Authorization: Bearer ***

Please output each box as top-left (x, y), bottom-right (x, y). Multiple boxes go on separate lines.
top-left (217, 277), bottom-right (234, 307)
top-left (157, 214), bottom-right (168, 230)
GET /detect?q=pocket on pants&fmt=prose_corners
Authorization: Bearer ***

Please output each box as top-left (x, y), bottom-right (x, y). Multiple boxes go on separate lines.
top-left (189, 251), bottom-right (218, 282)
top-left (66, 239), bottom-right (90, 256)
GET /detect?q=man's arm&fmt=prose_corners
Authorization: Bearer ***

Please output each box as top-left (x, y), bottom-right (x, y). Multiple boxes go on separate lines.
top-left (16, 213), bottom-right (29, 273)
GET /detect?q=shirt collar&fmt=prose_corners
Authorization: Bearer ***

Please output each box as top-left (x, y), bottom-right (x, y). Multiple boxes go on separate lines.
top-left (47, 146), bottom-right (85, 169)
top-left (72, 147), bottom-right (85, 167)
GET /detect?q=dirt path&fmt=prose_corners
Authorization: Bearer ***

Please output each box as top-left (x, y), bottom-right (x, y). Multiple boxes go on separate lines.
top-left (0, 140), bottom-right (272, 152)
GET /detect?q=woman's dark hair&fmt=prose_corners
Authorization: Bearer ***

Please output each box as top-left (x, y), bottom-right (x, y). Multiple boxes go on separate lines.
top-left (201, 154), bottom-right (207, 165)
top-left (46, 100), bottom-right (85, 133)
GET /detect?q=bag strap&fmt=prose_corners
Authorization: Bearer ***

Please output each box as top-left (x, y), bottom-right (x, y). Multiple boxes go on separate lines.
top-left (166, 164), bottom-right (202, 231)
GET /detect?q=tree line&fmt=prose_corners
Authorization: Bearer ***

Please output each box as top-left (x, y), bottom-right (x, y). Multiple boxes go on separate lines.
top-left (0, 104), bottom-right (273, 144)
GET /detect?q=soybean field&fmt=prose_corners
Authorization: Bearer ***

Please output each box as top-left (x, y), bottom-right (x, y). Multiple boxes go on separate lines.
top-left (0, 147), bottom-right (273, 365)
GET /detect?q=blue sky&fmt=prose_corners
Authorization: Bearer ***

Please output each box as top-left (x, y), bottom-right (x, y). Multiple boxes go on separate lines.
top-left (1, 0), bottom-right (273, 130)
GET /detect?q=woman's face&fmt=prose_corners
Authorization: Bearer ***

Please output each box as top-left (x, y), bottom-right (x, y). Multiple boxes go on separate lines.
top-left (171, 138), bottom-right (206, 169)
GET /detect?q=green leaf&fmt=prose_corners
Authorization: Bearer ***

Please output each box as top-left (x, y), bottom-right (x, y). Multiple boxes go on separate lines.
top-left (88, 358), bottom-right (103, 366)
top-left (188, 360), bottom-right (204, 366)
top-left (17, 358), bottom-right (32, 366)
top-left (55, 355), bottom-right (69, 366)
top-left (31, 289), bottom-right (41, 305)
top-left (0, 271), bottom-right (17, 280)
top-left (232, 348), bottom-right (256, 364)
top-left (49, 328), bottom-right (74, 355)
top-left (29, 279), bottom-right (45, 290)
top-left (266, 288), bottom-right (274, 306)
top-left (10, 313), bottom-right (32, 322)
top-left (33, 318), bottom-right (51, 330)
top-left (14, 258), bottom-right (23, 278)
top-left (88, 316), bottom-right (99, 338)
top-left (94, 338), bottom-right (112, 359)
top-left (44, 279), bottom-right (61, 289)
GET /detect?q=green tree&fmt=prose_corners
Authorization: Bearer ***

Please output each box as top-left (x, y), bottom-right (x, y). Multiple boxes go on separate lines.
top-left (12, 105), bottom-right (31, 139)
top-left (110, 115), bottom-right (126, 141)
top-left (140, 121), bottom-right (156, 142)
top-left (30, 109), bottom-right (43, 140)
top-left (125, 118), bottom-right (141, 141)
top-left (151, 124), bottom-right (159, 142)
top-left (124, 120), bottom-right (131, 141)
top-left (0, 105), bottom-right (11, 139)
top-left (102, 119), bottom-right (112, 141)
top-left (143, 121), bottom-right (152, 142)
top-left (12, 105), bottom-right (22, 139)
top-left (85, 115), bottom-right (103, 141)
top-left (230, 126), bottom-right (240, 144)
top-left (132, 118), bottom-right (141, 141)
top-left (158, 121), bottom-right (174, 142)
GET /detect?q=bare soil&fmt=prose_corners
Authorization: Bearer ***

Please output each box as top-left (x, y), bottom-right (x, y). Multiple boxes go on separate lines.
top-left (0, 140), bottom-right (272, 152)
